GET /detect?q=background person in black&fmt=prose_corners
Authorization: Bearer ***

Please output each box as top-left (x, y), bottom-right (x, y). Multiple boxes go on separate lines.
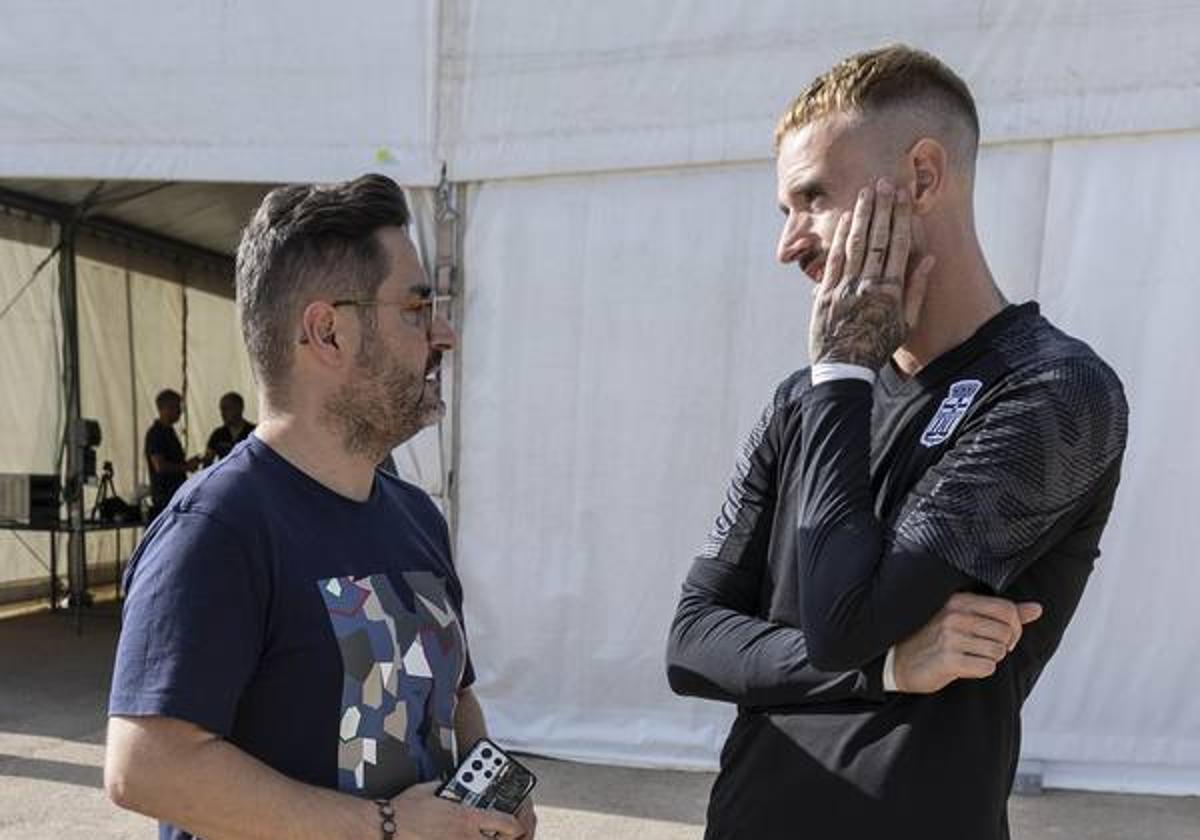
top-left (144, 388), bottom-right (200, 522)
top-left (666, 45), bottom-right (1128, 839)
top-left (202, 391), bottom-right (256, 466)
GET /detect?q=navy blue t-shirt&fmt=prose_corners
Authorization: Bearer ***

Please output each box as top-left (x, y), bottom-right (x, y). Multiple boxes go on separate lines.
top-left (110, 435), bottom-right (475, 840)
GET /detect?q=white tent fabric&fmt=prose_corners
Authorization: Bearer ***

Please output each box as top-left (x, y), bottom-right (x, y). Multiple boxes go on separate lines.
top-left (0, 221), bottom-right (259, 598)
top-left (453, 141), bottom-right (1200, 782)
top-left (440, 2), bottom-right (1200, 179)
top-left (1, 0), bottom-right (1198, 797)
top-left (443, 8), bottom-right (1200, 791)
top-left (0, 0), bottom-right (441, 186)
top-left (1018, 133), bottom-right (1200, 794)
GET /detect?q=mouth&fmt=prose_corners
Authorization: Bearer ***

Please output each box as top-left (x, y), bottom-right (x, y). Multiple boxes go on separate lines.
top-left (423, 352), bottom-right (442, 386)
top-left (799, 251), bottom-right (825, 283)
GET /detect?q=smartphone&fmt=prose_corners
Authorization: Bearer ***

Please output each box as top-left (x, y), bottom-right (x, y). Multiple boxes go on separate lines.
top-left (436, 738), bottom-right (537, 814)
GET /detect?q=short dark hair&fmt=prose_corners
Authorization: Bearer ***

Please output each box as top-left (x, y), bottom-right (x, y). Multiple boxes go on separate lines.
top-left (235, 174), bottom-right (411, 388)
top-left (219, 391), bottom-right (244, 410)
top-left (155, 388), bottom-right (182, 409)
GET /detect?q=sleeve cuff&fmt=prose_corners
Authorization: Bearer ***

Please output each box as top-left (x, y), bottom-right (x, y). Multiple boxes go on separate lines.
top-left (882, 646), bottom-right (899, 692)
top-left (811, 362), bottom-right (877, 386)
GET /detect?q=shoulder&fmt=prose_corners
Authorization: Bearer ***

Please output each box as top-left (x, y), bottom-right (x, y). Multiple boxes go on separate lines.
top-left (771, 367), bottom-right (814, 411)
top-left (377, 471), bottom-right (445, 518)
top-left (994, 313), bottom-right (1127, 421)
top-left (168, 440), bottom-right (274, 526)
top-left (975, 314), bottom-right (1129, 459)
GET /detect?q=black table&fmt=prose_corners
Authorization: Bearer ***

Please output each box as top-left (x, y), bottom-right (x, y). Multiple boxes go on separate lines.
top-left (1, 519), bottom-right (143, 630)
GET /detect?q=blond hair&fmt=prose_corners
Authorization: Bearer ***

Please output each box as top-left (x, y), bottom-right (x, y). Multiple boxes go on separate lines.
top-left (775, 45), bottom-right (979, 161)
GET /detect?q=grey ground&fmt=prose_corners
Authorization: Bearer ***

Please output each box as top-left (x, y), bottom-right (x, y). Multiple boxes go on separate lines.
top-left (1, 607), bottom-right (1197, 839)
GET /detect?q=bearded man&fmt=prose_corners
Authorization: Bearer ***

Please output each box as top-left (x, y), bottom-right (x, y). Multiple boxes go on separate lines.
top-left (105, 175), bottom-right (535, 840)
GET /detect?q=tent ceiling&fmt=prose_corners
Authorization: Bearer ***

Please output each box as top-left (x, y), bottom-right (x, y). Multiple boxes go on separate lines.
top-left (0, 179), bottom-right (276, 258)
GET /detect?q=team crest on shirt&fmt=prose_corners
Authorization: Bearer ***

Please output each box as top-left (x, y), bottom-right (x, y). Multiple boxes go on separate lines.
top-left (920, 379), bottom-right (984, 447)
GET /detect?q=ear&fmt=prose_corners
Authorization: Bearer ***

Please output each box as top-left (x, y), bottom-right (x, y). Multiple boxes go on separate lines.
top-left (907, 137), bottom-right (947, 215)
top-left (298, 301), bottom-right (343, 364)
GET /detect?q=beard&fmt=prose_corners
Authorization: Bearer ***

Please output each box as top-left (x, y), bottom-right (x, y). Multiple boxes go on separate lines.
top-left (323, 332), bottom-right (443, 462)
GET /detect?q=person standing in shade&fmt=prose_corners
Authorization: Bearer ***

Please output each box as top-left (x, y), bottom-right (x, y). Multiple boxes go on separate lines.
top-left (202, 391), bottom-right (256, 466)
top-left (143, 388), bottom-right (199, 523)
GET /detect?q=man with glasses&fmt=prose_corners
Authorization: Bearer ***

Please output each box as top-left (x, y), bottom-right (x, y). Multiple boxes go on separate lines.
top-left (105, 175), bottom-right (534, 840)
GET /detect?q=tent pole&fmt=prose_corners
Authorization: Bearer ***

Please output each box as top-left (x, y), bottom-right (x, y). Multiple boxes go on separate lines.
top-left (433, 169), bottom-right (464, 542)
top-left (58, 221), bottom-right (88, 632)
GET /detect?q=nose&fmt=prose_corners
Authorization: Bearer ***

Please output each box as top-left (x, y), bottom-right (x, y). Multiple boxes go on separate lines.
top-left (776, 211), bottom-right (813, 265)
top-left (429, 311), bottom-right (457, 352)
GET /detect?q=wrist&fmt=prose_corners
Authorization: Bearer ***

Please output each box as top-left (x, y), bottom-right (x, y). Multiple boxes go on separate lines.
top-left (811, 361), bottom-right (877, 386)
top-left (883, 646), bottom-right (900, 692)
top-left (374, 799), bottom-right (397, 840)
top-left (339, 796), bottom-right (380, 840)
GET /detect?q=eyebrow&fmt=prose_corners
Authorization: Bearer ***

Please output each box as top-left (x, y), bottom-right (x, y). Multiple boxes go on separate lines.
top-left (778, 178), bottom-right (824, 214)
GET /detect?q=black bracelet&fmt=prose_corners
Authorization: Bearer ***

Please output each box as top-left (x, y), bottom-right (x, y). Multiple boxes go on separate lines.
top-left (374, 798), bottom-right (396, 840)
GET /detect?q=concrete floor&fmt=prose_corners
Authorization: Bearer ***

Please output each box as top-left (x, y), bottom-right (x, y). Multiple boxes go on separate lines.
top-left (1, 607), bottom-right (1198, 839)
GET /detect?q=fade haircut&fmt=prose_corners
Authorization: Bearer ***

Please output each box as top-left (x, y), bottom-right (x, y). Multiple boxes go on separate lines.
top-left (775, 44), bottom-right (980, 172)
top-left (235, 174), bottom-right (410, 388)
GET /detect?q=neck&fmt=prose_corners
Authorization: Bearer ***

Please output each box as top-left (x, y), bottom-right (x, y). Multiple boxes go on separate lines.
top-left (893, 228), bottom-right (1005, 377)
top-left (254, 404), bottom-right (379, 502)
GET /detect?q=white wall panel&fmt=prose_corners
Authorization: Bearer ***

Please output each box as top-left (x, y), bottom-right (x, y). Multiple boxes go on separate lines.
top-left (455, 162), bottom-right (811, 766)
top-left (1021, 132), bottom-right (1200, 789)
top-left (442, 0), bottom-right (1200, 180)
top-left (0, 0), bottom-right (440, 184)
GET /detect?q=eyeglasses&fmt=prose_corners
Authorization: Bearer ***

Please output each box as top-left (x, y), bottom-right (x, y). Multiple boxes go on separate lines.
top-left (297, 294), bottom-right (452, 344)
top-left (330, 295), bottom-right (452, 331)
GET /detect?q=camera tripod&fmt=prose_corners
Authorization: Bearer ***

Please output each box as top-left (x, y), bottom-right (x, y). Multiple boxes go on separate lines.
top-left (89, 460), bottom-right (116, 522)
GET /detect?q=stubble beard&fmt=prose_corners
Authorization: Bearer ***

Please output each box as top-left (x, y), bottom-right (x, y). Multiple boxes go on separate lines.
top-left (323, 334), bottom-right (441, 464)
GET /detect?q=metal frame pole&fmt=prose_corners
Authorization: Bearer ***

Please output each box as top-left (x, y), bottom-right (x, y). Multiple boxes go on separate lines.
top-left (432, 169), bottom-right (464, 541)
top-left (58, 221), bottom-right (88, 632)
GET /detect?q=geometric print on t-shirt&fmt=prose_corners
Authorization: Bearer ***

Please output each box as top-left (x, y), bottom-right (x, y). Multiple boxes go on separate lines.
top-left (318, 571), bottom-right (467, 797)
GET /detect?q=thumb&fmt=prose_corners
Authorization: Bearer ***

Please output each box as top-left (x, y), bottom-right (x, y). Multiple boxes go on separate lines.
top-left (473, 808), bottom-right (523, 838)
top-left (1017, 602), bottom-right (1043, 624)
top-left (904, 255), bottom-right (935, 330)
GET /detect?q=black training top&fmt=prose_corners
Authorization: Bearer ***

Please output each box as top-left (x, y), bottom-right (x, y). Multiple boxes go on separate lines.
top-left (667, 303), bottom-right (1128, 840)
top-left (144, 420), bottom-right (186, 506)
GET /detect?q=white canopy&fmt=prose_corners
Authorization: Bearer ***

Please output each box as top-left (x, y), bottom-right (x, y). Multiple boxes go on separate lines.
top-left (2, 0), bottom-right (1197, 796)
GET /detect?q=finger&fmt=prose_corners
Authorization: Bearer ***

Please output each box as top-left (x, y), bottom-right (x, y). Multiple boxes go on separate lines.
top-left (473, 810), bottom-right (524, 838)
top-left (947, 593), bottom-right (1022, 646)
top-left (948, 593), bottom-right (1021, 629)
top-left (955, 653), bottom-right (999, 679)
top-left (860, 179), bottom-right (895, 286)
top-left (952, 613), bottom-right (1018, 646)
top-left (956, 633), bottom-right (1009, 663)
top-left (882, 186), bottom-right (912, 293)
top-left (840, 186), bottom-right (874, 293)
top-left (820, 211), bottom-right (852, 294)
top-left (904, 254), bottom-right (935, 330)
top-left (1017, 602), bottom-right (1044, 624)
